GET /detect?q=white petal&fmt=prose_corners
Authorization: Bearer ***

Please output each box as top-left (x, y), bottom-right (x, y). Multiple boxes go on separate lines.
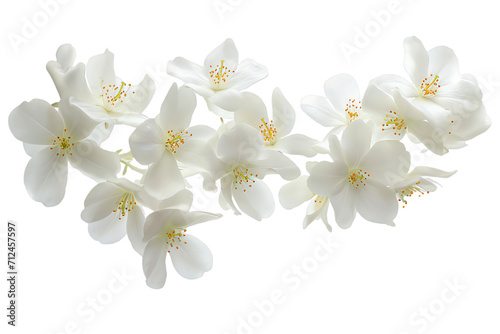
top-left (55, 43), bottom-right (76, 71)
top-left (300, 95), bottom-right (342, 127)
top-left (433, 79), bottom-right (482, 112)
top-left (129, 118), bottom-right (165, 165)
top-left (272, 88), bottom-right (295, 138)
top-left (228, 58), bottom-right (268, 91)
top-left (9, 99), bottom-right (64, 145)
top-left (308, 161), bottom-right (347, 197)
top-left (24, 147), bottom-right (68, 207)
top-left (233, 178), bottom-right (274, 221)
top-left (272, 134), bottom-right (319, 157)
top-left (156, 189), bottom-right (193, 212)
top-left (204, 38), bottom-right (239, 77)
top-left (428, 46), bottom-right (460, 85)
top-left (173, 211), bottom-right (222, 229)
top-left (208, 89), bottom-right (244, 111)
top-left (330, 185), bottom-right (356, 229)
top-left (60, 99), bottom-right (98, 141)
top-left (170, 235), bottom-right (213, 279)
top-left (408, 167), bottom-right (456, 178)
top-left (175, 139), bottom-right (219, 173)
top-left (69, 140), bottom-right (120, 181)
top-left (251, 149), bottom-right (300, 181)
top-left (142, 235), bottom-right (168, 289)
top-left (403, 36), bottom-right (429, 88)
top-left (143, 153), bottom-right (185, 200)
top-left (167, 57), bottom-right (210, 87)
top-left (279, 176), bottom-right (313, 209)
top-left (86, 49), bottom-right (117, 96)
top-left (324, 73), bottom-right (360, 114)
top-left (143, 209), bottom-right (179, 242)
top-left (234, 92), bottom-right (268, 130)
top-left (81, 182), bottom-right (124, 223)
top-left (113, 75), bottom-right (155, 115)
top-left (127, 206), bottom-right (146, 255)
top-left (158, 83), bottom-right (196, 132)
top-left (355, 180), bottom-right (398, 225)
top-left (220, 175), bottom-right (241, 215)
top-left (362, 84), bottom-right (398, 118)
top-left (217, 124), bottom-right (264, 165)
top-left (328, 133), bottom-right (344, 162)
top-left (87, 211), bottom-right (126, 244)
top-left (359, 140), bottom-right (410, 185)
top-left (69, 98), bottom-right (110, 123)
top-left (341, 119), bottom-right (372, 167)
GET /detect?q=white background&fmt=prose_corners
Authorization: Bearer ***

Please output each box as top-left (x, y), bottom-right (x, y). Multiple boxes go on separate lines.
top-left (1, 0), bottom-right (499, 333)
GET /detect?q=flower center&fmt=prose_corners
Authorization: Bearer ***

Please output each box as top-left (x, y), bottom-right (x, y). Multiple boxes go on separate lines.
top-left (348, 169), bottom-right (369, 189)
top-left (396, 181), bottom-right (429, 208)
top-left (419, 74), bottom-right (440, 97)
top-left (165, 130), bottom-right (192, 154)
top-left (99, 80), bottom-right (135, 111)
top-left (232, 167), bottom-right (257, 192)
top-left (382, 110), bottom-right (407, 136)
top-left (208, 60), bottom-right (234, 90)
top-left (49, 129), bottom-right (74, 157)
top-left (166, 228), bottom-right (187, 253)
top-left (345, 98), bottom-right (361, 124)
top-left (259, 118), bottom-right (277, 143)
top-left (112, 192), bottom-right (137, 219)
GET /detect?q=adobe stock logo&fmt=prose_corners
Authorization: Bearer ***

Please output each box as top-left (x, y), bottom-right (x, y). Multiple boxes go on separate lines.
top-left (6, 0), bottom-right (72, 54)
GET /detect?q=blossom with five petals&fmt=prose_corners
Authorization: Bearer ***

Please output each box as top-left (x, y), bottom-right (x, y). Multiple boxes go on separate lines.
top-left (142, 209), bottom-right (222, 288)
top-left (167, 38), bottom-right (268, 118)
top-left (308, 120), bottom-right (410, 228)
top-left (9, 99), bottom-right (120, 206)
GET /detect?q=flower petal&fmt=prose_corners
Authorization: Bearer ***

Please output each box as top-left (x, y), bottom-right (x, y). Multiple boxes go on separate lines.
top-left (300, 95), bottom-right (342, 127)
top-left (81, 182), bottom-right (124, 223)
top-left (204, 38), bottom-right (239, 76)
top-left (229, 58), bottom-right (268, 91)
top-left (158, 83), bottom-right (197, 132)
top-left (143, 153), bottom-right (185, 200)
top-left (129, 118), bottom-right (165, 165)
top-left (330, 184), bottom-right (356, 229)
top-left (354, 180), bottom-right (398, 225)
top-left (324, 73), bottom-right (360, 114)
top-left (341, 119), bottom-right (372, 167)
top-left (359, 140), bottom-right (410, 185)
top-left (208, 89), bottom-right (244, 111)
top-left (142, 235), bottom-right (168, 289)
top-left (403, 36), bottom-right (429, 87)
top-left (233, 178), bottom-right (274, 221)
top-left (217, 123), bottom-right (264, 165)
top-left (87, 211), bottom-right (126, 244)
top-left (69, 140), bottom-right (120, 181)
top-left (167, 57), bottom-right (210, 87)
top-left (113, 75), bottom-right (155, 115)
top-left (308, 161), bottom-right (347, 197)
top-left (86, 49), bottom-right (117, 96)
top-left (272, 134), bottom-right (319, 157)
top-left (170, 235), bottom-right (213, 279)
top-left (9, 99), bottom-right (64, 145)
top-left (60, 99), bottom-right (98, 141)
top-left (251, 149), bottom-right (300, 181)
top-left (127, 206), bottom-right (146, 255)
top-left (428, 46), bottom-right (460, 85)
top-left (234, 92), bottom-right (268, 130)
top-left (272, 88), bottom-right (295, 138)
top-left (279, 176), bottom-right (313, 210)
top-left (24, 147), bottom-right (68, 207)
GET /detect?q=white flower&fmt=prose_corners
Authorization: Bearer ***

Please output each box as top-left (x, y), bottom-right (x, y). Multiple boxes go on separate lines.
top-left (142, 209), bottom-right (222, 288)
top-left (308, 120), bottom-right (410, 228)
top-left (391, 167), bottom-right (456, 208)
top-left (279, 162), bottom-right (332, 231)
top-left (47, 45), bottom-right (155, 126)
top-left (234, 88), bottom-right (319, 157)
top-left (9, 99), bottom-right (120, 207)
top-left (81, 178), bottom-right (193, 254)
top-left (362, 84), bottom-right (445, 152)
top-left (370, 36), bottom-right (490, 153)
top-left (214, 123), bottom-right (300, 221)
top-left (129, 83), bottom-right (218, 200)
top-left (301, 74), bottom-right (362, 135)
top-left (167, 38), bottom-right (268, 118)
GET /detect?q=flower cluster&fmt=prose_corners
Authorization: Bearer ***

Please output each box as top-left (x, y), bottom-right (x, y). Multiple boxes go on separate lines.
top-left (9, 37), bottom-right (490, 288)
